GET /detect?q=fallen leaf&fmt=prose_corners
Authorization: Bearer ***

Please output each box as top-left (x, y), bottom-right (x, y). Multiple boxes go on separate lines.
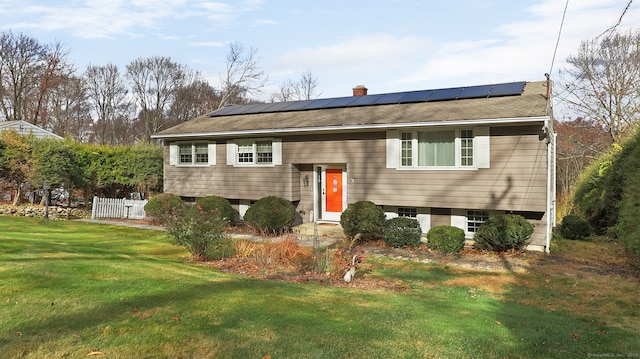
top-left (170, 317), bottom-right (180, 322)
top-left (495, 321), bottom-right (501, 325)
top-left (73, 333), bottom-right (81, 339)
top-left (87, 351), bottom-right (104, 356)
top-left (15, 331), bottom-right (22, 336)
top-left (572, 333), bottom-right (580, 339)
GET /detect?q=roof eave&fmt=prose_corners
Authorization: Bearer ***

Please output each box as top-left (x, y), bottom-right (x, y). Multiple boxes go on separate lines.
top-left (151, 116), bottom-right (549, 140)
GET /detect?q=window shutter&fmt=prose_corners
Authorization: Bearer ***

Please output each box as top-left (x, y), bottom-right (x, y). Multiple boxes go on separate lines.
top-left (208, 142), bottom-right (216, 165)
top-left (450, 209), bottom-right (467, 233)
top-left (169, 143), bottom-right (178, 166)
top-left (475, 126), bottom-right (490, 168)
top-left (386, 130), bottom-right (399, 169)
top-left (416, 213), bottom-right (431, 234)
top-left (272, 138), bottom-right (282, 165)
top-left (226, 141), bottom-right (236, 165)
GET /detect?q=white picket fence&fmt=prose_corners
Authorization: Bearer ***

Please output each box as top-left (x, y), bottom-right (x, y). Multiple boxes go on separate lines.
top-left (91, 196), bottom-right (148, 220)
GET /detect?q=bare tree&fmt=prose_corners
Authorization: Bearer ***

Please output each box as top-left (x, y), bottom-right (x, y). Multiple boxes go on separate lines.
top-left (218, 42), bottom-right (267, 109)
top-left (0, 31), bottom-right (71, 126)
top-left (85, 63), bottom-right (133, 145)
top-left (47, 75), bottom-right (93, 141)
top-left (560, 29), bottom-right (640, 143)
top-left (126, 56), bottom-right (194, 141)
top-left (271, 70), bottom-right (321, 102)
top-left (555, 118), bottom-right (611, 198)
top-left (168, 79), bottom-right (221, 124)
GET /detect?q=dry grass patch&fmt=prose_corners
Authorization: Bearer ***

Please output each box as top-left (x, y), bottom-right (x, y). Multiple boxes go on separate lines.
top-left (507, 238), bottom-right (640, 332)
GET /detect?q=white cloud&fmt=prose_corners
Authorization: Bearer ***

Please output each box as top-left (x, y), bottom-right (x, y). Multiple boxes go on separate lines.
top-left (276, 33), bottom-right (433, 75)
top-left (394, 0), bottom-right (640, 88)
top-left (190, 41), bottom-right (226, 47)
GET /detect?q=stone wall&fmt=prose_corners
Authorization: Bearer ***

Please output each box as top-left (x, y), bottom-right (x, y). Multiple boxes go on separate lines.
top-left (0, 205), bottom-right (91, 220)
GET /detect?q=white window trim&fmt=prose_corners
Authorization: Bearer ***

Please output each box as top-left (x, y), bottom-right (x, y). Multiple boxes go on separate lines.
top-left (387, 126), bottom-right (489, 170)
top-left (169, 141), bottom-right (215, 167)
top-left (452, 209), bottom-right (503, 238)
top-left (226, 138), bottom-right (282, 167)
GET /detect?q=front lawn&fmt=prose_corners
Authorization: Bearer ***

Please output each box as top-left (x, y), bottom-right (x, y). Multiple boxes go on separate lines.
top-left (0, 216), bottom-right (638, 358)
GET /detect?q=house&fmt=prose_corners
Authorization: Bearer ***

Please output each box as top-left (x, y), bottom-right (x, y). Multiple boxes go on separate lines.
top-left (0, 120), bottom-right (63, 140)
top-left (152, 80), bottom-right (556, 252)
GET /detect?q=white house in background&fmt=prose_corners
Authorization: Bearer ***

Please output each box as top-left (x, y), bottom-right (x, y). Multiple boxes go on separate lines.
top-left (0, 120), bottom-right (63, 139)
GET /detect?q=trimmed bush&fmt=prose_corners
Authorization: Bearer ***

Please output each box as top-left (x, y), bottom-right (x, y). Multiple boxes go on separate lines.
top-left (426, 226), bottom-right (465, 254)
top-left (164, 204), bottom-right (232, 260)
top-left (340, 201), bottom-right (386, 241)
top-left (384, 217), bottom-right (422, 248)
top-left (474, 214), bottom-right (534, 252)
top-left (560, 214), bottom-right (592, 240)
top-left (144, 193), bottom-right (184, 224)
top-left (195, 195), bottom-right (234, 222)
top-left (243, 196), bottom-right (296, 234)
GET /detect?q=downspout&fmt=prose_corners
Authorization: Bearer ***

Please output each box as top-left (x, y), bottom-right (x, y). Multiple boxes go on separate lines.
top-left (546, 123), bottom-right (553, 253)
top-left (544, 76), bottom-right (555, 253)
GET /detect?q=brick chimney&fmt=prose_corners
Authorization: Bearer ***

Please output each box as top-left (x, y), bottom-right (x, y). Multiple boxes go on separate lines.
top-left (352, 85), bottom-right (368, 97)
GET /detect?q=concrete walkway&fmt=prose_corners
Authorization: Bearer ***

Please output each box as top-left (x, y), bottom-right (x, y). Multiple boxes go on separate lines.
top-left (77, 219), bottom-right (345, 248)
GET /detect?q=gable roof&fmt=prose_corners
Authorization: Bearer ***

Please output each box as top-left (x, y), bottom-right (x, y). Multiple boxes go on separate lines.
top-left (0, 120), bottom-right (63, 140)
top-left (152, 80), bottom-right (550, 140)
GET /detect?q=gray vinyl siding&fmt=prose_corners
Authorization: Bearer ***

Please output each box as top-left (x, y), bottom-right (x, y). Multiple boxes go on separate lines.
top-left (162, 124), bottom-right (548, 214)
top-left (163, 144), bottom-right (300, 200)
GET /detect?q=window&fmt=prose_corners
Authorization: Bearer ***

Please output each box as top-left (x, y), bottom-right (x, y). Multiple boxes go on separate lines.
top-left (227, 138), bottom-right (281, 166)
top-left (256, 141), bottom-right (273, 164)
top-left (179, 144), bottom-right (193, 164)
top-left (237, 143), bottom-right (254, 164)
top-left (195, 144), bottom-right (208, 164)
top-left (399, 129), bottom-right (474, 168)
top-left (460, 130), bottom-right (473, 167)
top-left (418, 130), bottom-right (455, 166)
top-left (177, 143), bottom-right (211, 165)
top-left (401, 132), bottom-right (413, 166)
top-left (398, 207), bottom-right (417, 218)
top-left (467, 210), bottom-right (489, 233)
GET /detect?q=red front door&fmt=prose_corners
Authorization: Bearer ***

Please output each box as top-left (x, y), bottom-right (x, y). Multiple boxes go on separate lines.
top-left (325, 168), bottom-right (343, 213)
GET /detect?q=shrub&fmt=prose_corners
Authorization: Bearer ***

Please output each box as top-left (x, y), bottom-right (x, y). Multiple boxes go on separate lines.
top-left (474, 214), bottom-right (534, 252)
top-left (195, 195), bottom-right (235, 222)
top-left (340, 201), bottom-right (386, 241)
top-left (384, 217), bottom-right (422, 248)
top-left (164, 204), bottom-right (231, 260)
top-left (144, 193), bottom-right (184, 224)
top-left (243, 196), bottom-right (296, 234)
top-left (426, 226), bottom-right (465, 254)
top-left (560, 214), bottom-right (592, 240)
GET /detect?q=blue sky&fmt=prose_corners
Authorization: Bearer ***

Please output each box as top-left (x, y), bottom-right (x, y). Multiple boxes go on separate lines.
top-left (1, 0), bottom-right (638, 113)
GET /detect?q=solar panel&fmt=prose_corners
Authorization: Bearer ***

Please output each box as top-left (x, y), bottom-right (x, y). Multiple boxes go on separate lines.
top-left (456, 85), bottom-right (493, 99)
top-left (208, 81), bottom-right (527, 117)
top-left (302, 98), bottom-right (337, 110)
top-left (487, 81), bottom-right (526, 97)
top-left (371, 92), bottom-right (407, 105)
top-left (208, 106), bottom-right (237, 117)
top-left (281, 99), bottom-right (315, 111)
top-left (398, 90), bottom-right (435, 103)
top-left (221, 103), bottom-right (268, 116)
top-left (347, 94), bottom-right (383, 106)
top-left (426, 87), bottom-right (463, 101)
top-left (324, 96), bottom-right (358, 107)
top-left (257, 101), bottom-right (294, 113)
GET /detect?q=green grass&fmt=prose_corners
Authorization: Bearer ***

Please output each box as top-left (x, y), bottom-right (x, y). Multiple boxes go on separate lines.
top-left (1, 217), bottom-right (638, 358)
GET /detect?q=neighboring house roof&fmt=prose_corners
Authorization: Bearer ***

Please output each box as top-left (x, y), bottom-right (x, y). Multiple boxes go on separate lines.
top-left (0, 120), bottom-right (63, 140)
top-left (152, 80), bottom-right (550, 139)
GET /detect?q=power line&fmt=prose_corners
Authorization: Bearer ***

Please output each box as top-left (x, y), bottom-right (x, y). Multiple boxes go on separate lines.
top-left (596, 0), bottom-right (633, 40)
top-left (549, 0), bottom-right (570, 76)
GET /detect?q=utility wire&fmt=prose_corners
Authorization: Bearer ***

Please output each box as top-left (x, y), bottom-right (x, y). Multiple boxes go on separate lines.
top-left (596, 0), bottom-right (633, 40)
top-left (549, 0), bottom-right (570, 76)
